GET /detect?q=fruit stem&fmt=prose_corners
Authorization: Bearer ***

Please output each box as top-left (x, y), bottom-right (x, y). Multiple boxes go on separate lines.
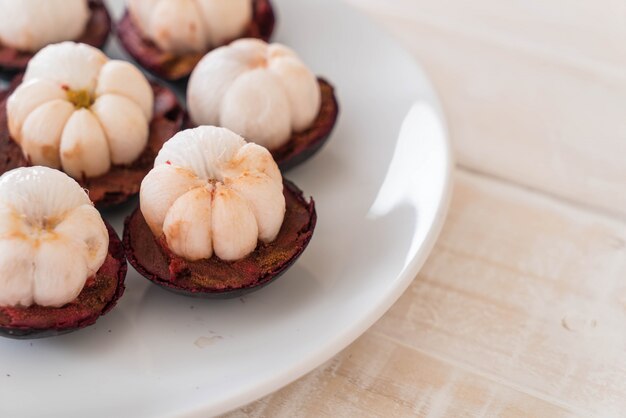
top-left (66, 89), bottom-right (94, 109)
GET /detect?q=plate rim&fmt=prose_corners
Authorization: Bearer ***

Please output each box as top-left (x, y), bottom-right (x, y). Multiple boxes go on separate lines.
top-left (0, 1), bottom-right (454, 415)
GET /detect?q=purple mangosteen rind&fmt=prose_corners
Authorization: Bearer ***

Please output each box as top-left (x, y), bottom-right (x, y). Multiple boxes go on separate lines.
top-left (0, 76), bottom-right (186, 208)
top-left (0, 0), bottom-right (112, 74)
top-left (116, 0), bottom-right (276, 81)
top-left (0, 222), bottom-right (127, 340)
top-left (124, 179), bottom-right (317, 299)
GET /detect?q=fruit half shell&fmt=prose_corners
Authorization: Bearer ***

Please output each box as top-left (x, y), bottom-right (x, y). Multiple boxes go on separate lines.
top-left (124, 179), bottom-right (316, 299)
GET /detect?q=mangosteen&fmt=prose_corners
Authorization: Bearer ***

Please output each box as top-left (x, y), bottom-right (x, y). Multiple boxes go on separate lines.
top-left (116, 0), bottom-right (276, 81)
top-left (124, 126), bottom-right (317, 298)
top-left (0, 167), bottom-right (127, 339)
top-left (0, 0), bottom-right (112, 74)
top-left (186, 39), bottom-right (339, 171)
top-left (0, 42), bottom-right (185, 208)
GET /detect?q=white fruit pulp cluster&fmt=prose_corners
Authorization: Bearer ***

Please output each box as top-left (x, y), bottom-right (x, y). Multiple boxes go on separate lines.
top-left (7, 42), bottom-right (154, 180)
top-left (140, 126), bottom-right (286, 262)
top-left (0, 167), bottom-right (109, 308)
top-left (0, 0), bottom-right (90, 52)
top-left (188, 39), bottom-right (321, 151)
top-left (128, 0), bottom-right (252, 54)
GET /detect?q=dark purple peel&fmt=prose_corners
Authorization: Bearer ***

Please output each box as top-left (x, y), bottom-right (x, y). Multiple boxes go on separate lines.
top-left (0, 0), bottom-right (112, 74)
top-left (116, 0), bottom-right (276, 81)
top-left (0, 223), bottom-right (127, 340)
top-left (124, 180), bottom-right (316, 299)
top-left (0, 78), bottom-right (185, 208)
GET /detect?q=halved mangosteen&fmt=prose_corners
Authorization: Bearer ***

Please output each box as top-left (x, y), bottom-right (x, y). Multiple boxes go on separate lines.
top-left (0, 167), bottom-right (127, 339)
top-left (116, 0), bottom-right (276, 81)
top-left (0, 43), bottom-right (185, 208)
top-left (0, 0), bottom-right (112, 74)
top-left (187, 39), bottom-right (339, 171)
top-left (124, 126), bottom-right (317, 298)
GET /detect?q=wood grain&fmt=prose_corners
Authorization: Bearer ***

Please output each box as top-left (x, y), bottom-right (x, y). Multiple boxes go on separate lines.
top-left (226, 170), bottom-right (626, 417)
top-left (374, 171), bottom-right (626, 416)
top-left (226, 333), bottom-right (575, 418)
top-left (344, 0), bottom-right (626, 218)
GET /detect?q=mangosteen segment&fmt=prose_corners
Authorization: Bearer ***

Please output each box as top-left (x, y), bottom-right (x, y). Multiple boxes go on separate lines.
top-left (81, 82), bottom-right (185, 207)
top-left (272, 79), bottom-right (339, 171)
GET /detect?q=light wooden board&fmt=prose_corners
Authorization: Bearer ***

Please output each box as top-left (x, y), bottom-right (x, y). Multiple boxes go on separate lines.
top-left (345, 0), bottom-right (626, 218)
top-left (224, 170), bottom-right (626, 417)
top-left (227, 333), bottom-right (574, 418)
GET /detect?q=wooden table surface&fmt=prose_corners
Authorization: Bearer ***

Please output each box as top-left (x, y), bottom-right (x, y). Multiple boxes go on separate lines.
top-left (226, 1), bottom-right (626, 416)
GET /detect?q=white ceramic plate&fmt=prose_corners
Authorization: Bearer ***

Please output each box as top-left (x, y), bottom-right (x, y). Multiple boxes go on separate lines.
top-left (0, 0), bottom-right (452, 416)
